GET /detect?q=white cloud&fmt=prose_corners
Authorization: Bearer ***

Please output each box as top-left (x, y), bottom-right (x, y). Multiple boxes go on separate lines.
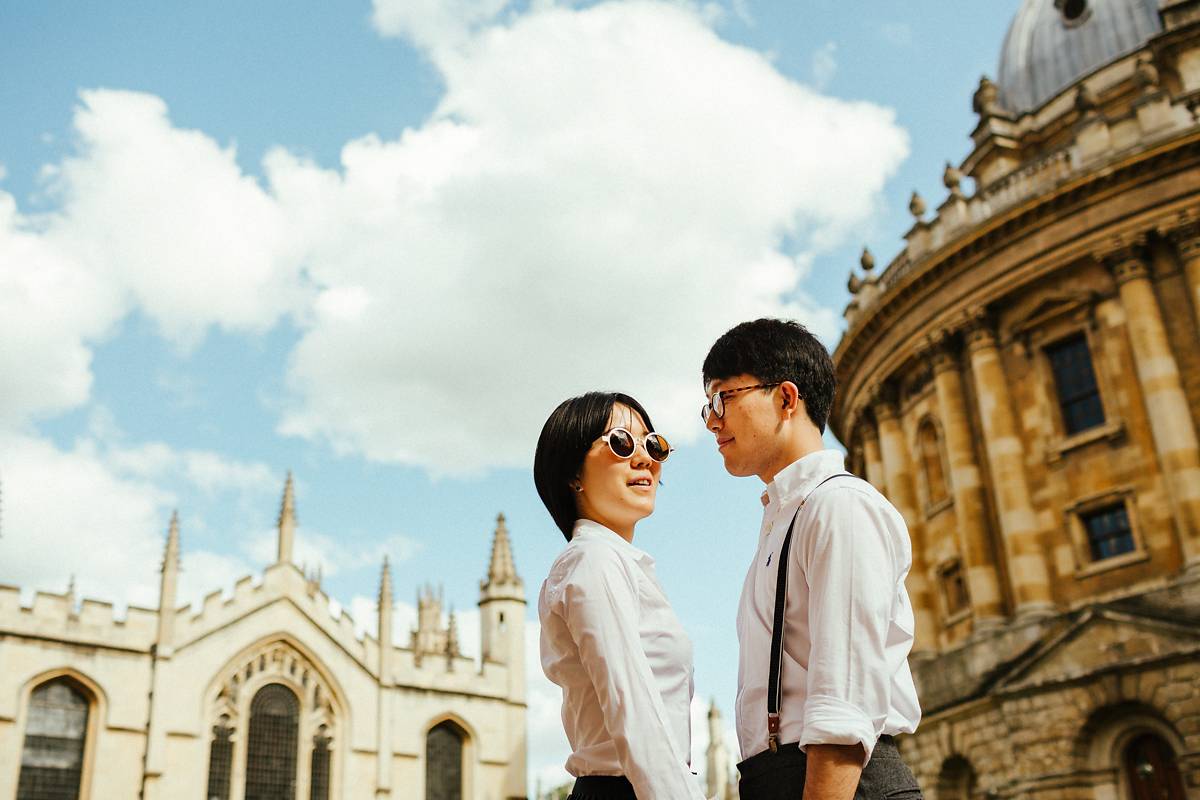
top-left (272, 0), bottom-right (907, 473)
top-left (0, 426), bottom-right (280, 611)
top-left (45, 90), bottom-right (305, 348)
top-left (0, 191), bottom-right (123, 428)
top-left (372, 0), bottom-right (512, 52)
top-left (246, 527), bottom-right (422, 579)
top-left (2, 1), bottom-right (907, 477)
top-left (811, 41), bottom-right (837, 91)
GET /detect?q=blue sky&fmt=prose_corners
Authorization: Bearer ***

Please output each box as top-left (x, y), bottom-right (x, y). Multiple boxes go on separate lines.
top-left (0, 0), bottom-right (1022, 790)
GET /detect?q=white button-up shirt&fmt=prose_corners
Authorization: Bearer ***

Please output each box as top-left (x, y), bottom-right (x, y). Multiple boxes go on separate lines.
top-left (540, 519), bottom-right (705, 800)
top-left (735, 449), bottom-right (921, 764)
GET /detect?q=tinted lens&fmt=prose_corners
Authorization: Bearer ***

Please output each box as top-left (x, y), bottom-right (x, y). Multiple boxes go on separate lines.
top-left (646, 433), bottom-right (671, 462)
top-left (606, 429), bottom-right (635, 458)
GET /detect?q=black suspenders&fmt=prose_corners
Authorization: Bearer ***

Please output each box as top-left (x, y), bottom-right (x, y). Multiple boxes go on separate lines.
top-left (766, 472), bottom-right (855, 753)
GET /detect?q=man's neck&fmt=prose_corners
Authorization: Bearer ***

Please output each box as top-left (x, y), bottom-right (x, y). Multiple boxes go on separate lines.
top-left (757, 436), bottom-right (826, 485)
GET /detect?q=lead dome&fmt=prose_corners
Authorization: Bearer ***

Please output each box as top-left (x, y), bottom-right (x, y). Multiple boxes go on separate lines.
top-left (996, 0), bottom-right (1162, 113)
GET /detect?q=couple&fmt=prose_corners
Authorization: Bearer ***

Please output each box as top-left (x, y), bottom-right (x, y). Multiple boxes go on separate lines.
top-left (533, 319), bottom-right (923, 800)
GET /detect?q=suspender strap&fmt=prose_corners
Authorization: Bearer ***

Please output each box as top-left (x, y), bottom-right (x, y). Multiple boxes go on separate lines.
top-left (766, 472), bottom-right (855, 753)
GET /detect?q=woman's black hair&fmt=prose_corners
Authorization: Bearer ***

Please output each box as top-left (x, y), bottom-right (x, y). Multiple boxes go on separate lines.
top-left (533, 391), bottom-right (655, 541)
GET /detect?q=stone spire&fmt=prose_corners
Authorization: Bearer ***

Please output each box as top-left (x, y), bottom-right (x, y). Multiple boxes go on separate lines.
top-left (706, 699), bottom-right (733, 800)
top-left (156, 511), bottom-right (181, 653)
top-left (480, 512), bottom-right (523, 602)
top-left (277, 472), bottom-right (296, 565)
top-left (377, 556), bottom-right (393, 680)
top-left (445, 608), bottom-right (460, 670)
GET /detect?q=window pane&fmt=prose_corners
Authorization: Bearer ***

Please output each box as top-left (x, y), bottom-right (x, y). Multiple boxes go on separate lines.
top-left (245, 684), bottom-right (299, 800)
top-left (1083, 503), bottom-right (1134, 561)
top-left (17, 679), bottom-right (89, 800)
top-left (426, 722), bottom-right (464, 800)
top-left (1046, 335), bottom-right (1104, 435)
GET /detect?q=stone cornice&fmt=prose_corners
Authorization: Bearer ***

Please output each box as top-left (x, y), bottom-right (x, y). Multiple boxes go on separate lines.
top-left (830, 130), bottom-right (1200, 441)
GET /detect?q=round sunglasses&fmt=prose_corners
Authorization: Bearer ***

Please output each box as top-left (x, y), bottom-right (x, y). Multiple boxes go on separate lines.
top-left (595, 428), bottom-right (673, 463)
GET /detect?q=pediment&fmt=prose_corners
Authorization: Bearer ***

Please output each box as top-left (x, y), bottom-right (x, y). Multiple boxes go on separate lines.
top-left (1007, 289), bottom-right (1097, 336)
top-left (994, 607), bottom-right (1200, 693)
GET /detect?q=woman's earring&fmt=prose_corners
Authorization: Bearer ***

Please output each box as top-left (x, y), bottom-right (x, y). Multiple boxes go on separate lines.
top-left (571, 482), bottom-right (583, 493)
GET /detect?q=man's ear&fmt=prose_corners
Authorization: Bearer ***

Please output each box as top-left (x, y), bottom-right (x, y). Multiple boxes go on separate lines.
top-left (780, 381), bottom-right (801, 416)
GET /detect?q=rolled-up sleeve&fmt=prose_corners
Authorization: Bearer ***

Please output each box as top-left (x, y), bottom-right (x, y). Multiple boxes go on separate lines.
top-left (798, 488), bottom-right (899, 765)
top-left (552, 552), bottom-right (705, 800)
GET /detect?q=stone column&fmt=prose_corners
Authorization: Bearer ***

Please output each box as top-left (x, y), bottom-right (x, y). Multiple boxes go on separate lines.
top-left (964, 314), bottom-right (1055, 617)
top-left (930, 336), bottom-right (1006, 625)
top-left (859, 418), bottom-right (887, 495)
top-left (1108, 249), bottom-right (1200, 569)
top-left (874, 389), bottom-right (938, 652)
top-left (1172, 223), bottom-right (1200, 339)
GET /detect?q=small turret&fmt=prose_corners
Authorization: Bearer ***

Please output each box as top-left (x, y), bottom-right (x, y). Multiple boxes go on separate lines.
top-left (479, 513), bottom-right (526, 702)
top-left (706, 700), bottom-right (734, 800)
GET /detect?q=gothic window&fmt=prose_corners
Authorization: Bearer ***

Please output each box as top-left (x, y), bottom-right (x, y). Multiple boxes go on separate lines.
top-left (1082, 503), bottom-right (1135, 561)
top-left (918, 419), bottom-right (950, 508)
top-left (426, 721), bottom-right (465, 800)
top-left (206, 715), bottom-right (234, 800)
top-left (245, 684), bottom-right (300, 800)
top-left (16, 678), bottom-right (90, 800)
top-left (938, 560), bottom-right (970, 618)
top-left (310, 725), bottom-right (332, 800)
top-left (1046, 334), bottom-right (1105, 435)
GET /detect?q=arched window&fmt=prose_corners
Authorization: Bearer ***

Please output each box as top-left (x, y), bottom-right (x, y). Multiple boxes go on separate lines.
top-left (17, 678), bottom-right (91, 800)
top-left (245, 683), bottom-right (300, 800)
top-left (918, 419), bottom-right (950, 508)
top-left (1124, 733), bottom-right (1185, 800)
top-left (936, 754), bottom-right (976, 800)
top-left (310, 724), bottom-right (332, 800)
top-left (206, 714), bottom-right (234, 800)
top-left (426, 721), bottom-right (465, 800)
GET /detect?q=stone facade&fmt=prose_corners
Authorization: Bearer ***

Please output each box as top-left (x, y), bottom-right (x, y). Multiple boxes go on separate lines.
top-left (0, 478), bottom-right (527, 800)
top-left (832, 2), bottom-right (1200, 797)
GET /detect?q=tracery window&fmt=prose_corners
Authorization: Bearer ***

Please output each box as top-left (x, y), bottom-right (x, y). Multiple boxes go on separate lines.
top-left (918, 419), bottom-right (949, 508)
top-left (426, 721), bottom-right (465, 800)
top-left (1046, 334), bottom-right (1104, 435)
top-left (16, 678), bottom-right (90, 800)
top-left (245, 684), bottom-right (300, 800)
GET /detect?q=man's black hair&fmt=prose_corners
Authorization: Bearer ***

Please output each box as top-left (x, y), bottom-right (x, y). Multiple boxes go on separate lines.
top-left (701, 318), bottom-right (836, 433)
top-left (533, 391), bottom-right (655, 541)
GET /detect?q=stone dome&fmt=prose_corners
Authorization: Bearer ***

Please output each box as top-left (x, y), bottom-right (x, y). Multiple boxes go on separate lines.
top-left (996, 0), bottom-right (1162, 113)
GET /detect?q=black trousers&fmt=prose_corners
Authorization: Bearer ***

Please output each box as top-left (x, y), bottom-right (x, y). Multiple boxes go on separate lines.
top-left (737, 735), bottom-right (923, 800)
top-left (566, 775), bottom-right (637, 800)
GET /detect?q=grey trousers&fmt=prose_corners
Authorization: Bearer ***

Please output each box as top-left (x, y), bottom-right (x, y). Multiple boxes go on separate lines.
top-left (737, 735), bottom-right (923, 800)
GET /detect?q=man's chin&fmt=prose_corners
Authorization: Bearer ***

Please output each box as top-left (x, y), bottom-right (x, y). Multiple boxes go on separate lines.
top-left (719, 452), bottom-right (755, 478)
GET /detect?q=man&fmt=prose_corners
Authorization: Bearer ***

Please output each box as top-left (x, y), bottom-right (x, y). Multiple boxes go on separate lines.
top-left (702, 318), bottom-right (923, 800)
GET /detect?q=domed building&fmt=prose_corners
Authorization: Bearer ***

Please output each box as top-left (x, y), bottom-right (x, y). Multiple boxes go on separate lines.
top-left (834, 1), bottom-right (1200, 797)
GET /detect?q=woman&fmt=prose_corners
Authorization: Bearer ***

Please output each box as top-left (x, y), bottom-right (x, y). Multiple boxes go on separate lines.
top-left (534, 391), bottom-right (707, 800)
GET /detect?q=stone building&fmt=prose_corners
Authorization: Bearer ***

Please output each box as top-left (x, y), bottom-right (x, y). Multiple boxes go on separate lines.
top-left (0, 476), bottom-right (527, 800)
top-left (833, 1), bottom-right (1200, 798)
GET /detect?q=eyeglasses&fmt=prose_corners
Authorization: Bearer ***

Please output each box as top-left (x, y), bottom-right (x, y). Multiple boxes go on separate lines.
top-left (596, 428), bottom-right (673, 463)
top-left (700, 383), bottom-right (781, 423)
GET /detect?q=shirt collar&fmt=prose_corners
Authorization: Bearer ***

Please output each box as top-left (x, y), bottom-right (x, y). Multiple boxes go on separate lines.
top-left (762, 449), bottom-right (847, 512)
top-left (572, 518), bottom-right (655, 567)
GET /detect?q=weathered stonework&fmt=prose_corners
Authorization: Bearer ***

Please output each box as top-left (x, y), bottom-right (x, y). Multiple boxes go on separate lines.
top-left (0, 487), bottom-right (527, 800)
top-left (834, 3), bottom-right (1200, 797)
